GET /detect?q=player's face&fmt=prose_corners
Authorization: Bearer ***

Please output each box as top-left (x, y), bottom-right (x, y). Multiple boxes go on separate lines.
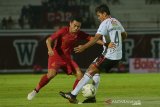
top-left (96, 12), bottom-right (107, 22)
top-left (69, 20), bottom-right (81, 33)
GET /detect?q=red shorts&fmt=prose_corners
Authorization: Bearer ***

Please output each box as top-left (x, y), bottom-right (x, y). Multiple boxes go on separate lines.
top-left (48, 51), bottom-right (79, 75)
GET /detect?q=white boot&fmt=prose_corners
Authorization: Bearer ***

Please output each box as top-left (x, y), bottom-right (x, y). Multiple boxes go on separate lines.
top-left (27, 90), bottom-right (37, 100)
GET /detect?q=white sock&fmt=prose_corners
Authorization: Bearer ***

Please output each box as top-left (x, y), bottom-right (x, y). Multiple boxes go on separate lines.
top-left (92, 73), bottom-right (100, 94)
top-left (71, 73), bottom-right (92, 96)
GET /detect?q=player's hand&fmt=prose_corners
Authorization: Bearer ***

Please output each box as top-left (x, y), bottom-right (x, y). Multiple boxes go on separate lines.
top-left (108, 42), bottom-right (116, 49)
top-left (48, 50), bottom-right (54, 56)
top-left (74, 45), bottom-right (85, 53)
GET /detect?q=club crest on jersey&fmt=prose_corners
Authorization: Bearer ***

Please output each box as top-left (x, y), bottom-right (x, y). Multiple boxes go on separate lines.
top-left (111, 20), bottom-right (118, 26)
top-left (13, 40), bottom-right (38, 66)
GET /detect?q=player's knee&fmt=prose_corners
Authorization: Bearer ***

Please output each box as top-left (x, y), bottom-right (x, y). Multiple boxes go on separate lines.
top-left (47, 74), bottom-right (54, 79)
top-left (47, 70), bottom-right (57, 79)
top-left (87, 68), bottom-right (97, 76)
top-left (76, 72), bottom-right (83, 80)
top-left (88, 71), bottom-right (96, 77)
top-left (93, 75), bottom-right (100, 84)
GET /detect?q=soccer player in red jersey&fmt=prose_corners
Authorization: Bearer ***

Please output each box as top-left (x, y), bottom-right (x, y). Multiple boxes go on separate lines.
top-left (27, 16), bottom-right (105, 100)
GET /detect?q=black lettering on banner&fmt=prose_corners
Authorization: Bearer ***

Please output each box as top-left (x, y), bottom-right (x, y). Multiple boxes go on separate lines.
top-left (123, 39), bottom-right (134, 64)
top-left (13, 40), bottom-right (38, 66)
top-left (151, 38), bottom-right (160, 58)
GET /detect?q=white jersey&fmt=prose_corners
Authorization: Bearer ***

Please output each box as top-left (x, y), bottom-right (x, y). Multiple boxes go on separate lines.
top-left (96, 17), bottom-right (125, 60)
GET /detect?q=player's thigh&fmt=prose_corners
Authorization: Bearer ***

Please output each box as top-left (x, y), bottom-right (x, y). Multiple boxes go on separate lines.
top-left (74, 67), bottom-right (83, 79)
top-left (48, 56), bottom-right (64, 77)
top-left (87, 64), bottom-right (99, 75)
top-left (92, 55), bottom-right (120, 72)
top-left (67, 60), bottom-right (83, 77)
top-left (71, 60), bottom-right (81, 73)
top-left (91, 55), bottom-right (106, 72)
top-left (99, 58), bottom-right (120, 72)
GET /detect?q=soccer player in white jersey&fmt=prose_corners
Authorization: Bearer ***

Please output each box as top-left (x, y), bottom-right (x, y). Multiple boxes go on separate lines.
top-left (59, 4), bottom-right (127, 104)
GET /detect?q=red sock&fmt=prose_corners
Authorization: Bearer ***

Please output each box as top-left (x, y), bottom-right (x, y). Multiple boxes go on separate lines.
top-left (35, 74), bottom-right (50, 92)
top-left (73, 79), bottom-right (80, 89)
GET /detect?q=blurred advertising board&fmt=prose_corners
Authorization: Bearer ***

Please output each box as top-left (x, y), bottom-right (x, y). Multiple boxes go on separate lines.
top-left (129, 58), bottom-right (160, 73)
top-left (0, 30), bottom-right (160, 73)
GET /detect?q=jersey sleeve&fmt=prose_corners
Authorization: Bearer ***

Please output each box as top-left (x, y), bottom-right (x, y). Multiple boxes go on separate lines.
top-left (96, 21), bottom-right (108, 36)
top-left (50, 27), bottom-right (66, 40)
top-left (78, 31), bottom-right (91, 40)
top-left (117, 21), bottom-right (125, 32)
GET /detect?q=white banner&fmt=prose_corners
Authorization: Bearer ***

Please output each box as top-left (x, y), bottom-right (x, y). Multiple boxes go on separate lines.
top-left (129, 58), bottom-right (160, 73)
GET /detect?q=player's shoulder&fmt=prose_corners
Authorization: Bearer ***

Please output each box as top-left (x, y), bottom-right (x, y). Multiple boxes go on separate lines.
top-left (100, 18), bottom-right (111, 26)
top-left (60, 26), bottom-right (69, 31)
top-left (77, 30), bottom-right (90, 39)
top-left (80, 30), bottom-right (90, 37)
top-left (57, 26), bottom-right (69, 34)
top-left (105, 18), bottom-right (122, 28)
top-left (104, 18), bottom-right (119, 24)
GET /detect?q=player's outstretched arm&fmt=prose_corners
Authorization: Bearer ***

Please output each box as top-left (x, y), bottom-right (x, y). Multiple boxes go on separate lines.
top-left (121, 32), bottom-right (127, 41)
top-left (46, 37), bottom-right (54, 56)
top-left (89, 36), bottom-right (116, 49)
top-left (74, 34), bottom-right (102, 53)
top-left (89, 36), bottom-right (104, 46)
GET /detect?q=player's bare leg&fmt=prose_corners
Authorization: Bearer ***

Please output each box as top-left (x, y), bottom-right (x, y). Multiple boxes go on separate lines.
top-left (27, 69), bottom-right (57, 100)
top-left (59, 67), bottom-right (83, 103)
top-left (72, 67), bottom-right (83, 89)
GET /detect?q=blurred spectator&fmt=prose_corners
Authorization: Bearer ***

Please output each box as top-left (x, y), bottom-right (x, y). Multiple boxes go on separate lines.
top-left (146, 0), bottom-right (160, 4)
top-left (80, 0), bottom-right (93, 5)
top-left (106, 0), bottom-right (120, 5)
top-left (18, 0), bottom-right (93, 29)
top-left (21, 5), bottom-right (30, 19)
top-left (1, 17), bottom-right (7, 29)
top-left (112, 0), bottom-right (120, 4)
top-left (68, 0), bottom-right (77, 6)
top-left (18, 17), bottom-right (25, 29)
top-left (7, 16), bottom-right (14, 29)
top-left (146, 0), bottom-right (152, 4)
top-left (41, 0), bottom-right (48, 6)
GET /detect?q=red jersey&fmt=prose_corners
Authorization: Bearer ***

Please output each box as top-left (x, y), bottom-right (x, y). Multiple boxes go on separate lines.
top-left (50, 26), bottom-right (90, 59)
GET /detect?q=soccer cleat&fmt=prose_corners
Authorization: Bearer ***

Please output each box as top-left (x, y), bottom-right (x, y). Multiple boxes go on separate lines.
top-left (82, 96), bottom-right (96, 103)
top-left (59, 91), bottom-right (78, 104)
top-left (27, 90), bottom-right (37, 100)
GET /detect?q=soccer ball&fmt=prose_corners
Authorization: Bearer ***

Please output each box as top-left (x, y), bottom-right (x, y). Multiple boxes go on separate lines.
top-left (82, 84), bottom-right (96, 98)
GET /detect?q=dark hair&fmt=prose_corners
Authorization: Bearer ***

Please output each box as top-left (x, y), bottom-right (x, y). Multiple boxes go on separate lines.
top-left (69, 15), bottom-right (83, 23)
top-left (95, 4), bottom-right (110, 15)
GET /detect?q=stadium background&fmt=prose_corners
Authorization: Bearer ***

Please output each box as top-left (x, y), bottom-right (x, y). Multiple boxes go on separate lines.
top-left (0, 0), bottom-right (160, 107)
top-left (0, 0), bottom-right (160, 73)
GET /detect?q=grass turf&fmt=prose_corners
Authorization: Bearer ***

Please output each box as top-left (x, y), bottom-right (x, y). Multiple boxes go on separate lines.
top-left (0, 73), bottom-right (160, 107)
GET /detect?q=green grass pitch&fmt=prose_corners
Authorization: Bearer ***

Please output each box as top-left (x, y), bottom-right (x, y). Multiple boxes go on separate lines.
top-left (0, 73), bottom-right (160, 107)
